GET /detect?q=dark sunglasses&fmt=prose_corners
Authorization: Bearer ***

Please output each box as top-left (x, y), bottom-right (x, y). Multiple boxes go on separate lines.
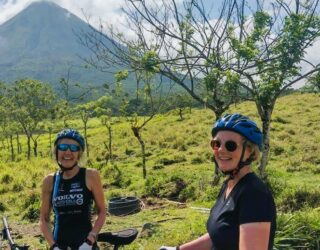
top-left (57, 143), bottom-right (80, 152)
top-left (210, 139), bottom-right (241, 152)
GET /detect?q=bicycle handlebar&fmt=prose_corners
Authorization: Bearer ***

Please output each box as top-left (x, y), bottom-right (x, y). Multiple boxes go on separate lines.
top-left (2, 217), bottom-right (29, 250)
top-left (97, 228), bottom-right (138, 245)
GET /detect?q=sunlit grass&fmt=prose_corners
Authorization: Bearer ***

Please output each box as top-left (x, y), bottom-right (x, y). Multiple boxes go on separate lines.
top-left (0, 93), bottom-right (319, 248)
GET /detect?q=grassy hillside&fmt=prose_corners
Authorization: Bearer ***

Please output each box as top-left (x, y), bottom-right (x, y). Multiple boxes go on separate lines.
top-left (0, 93), bottom-right (319, 249)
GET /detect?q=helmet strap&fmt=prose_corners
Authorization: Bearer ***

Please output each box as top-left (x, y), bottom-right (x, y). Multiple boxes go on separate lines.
top-left (216, 141), bottom-right (254, 179)
top-left (57, 161), bottom-right (78, 172)
top-left (55, 149), bottom-right (79, 172)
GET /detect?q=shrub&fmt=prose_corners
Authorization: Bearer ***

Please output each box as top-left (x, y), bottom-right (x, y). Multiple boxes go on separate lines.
top-left (12, 183), bottom-right (24, 192)
top-left (145, 175), bottom-right (187, 201)
top-left (102, 165), bottom-right (128, 188)
top-left (273, 146), bottom-right (285, 156)
top-left (23, 192), bottom-right (40, 209)
top-left (22, 203), bottom-right (40, 222)
top-left (0, 201), bottom-right (6, 212)
top-left (279, 189), bottom-right (320, 212)
top-left (179, 185), bottom-right (196, 201)
top-left (191, 156), bottom-right (205, 164)
top-left (1, 174), bottom-right (13, 184)
top-left (160, 176), bottom-right (186, 201)
top-left (21, 192), bottom-right (41, 222)
top-left (273, 116), bottom-right (289, 124)
top-left (152, 165), bottom-right (164, 170)
top-left (125, 148), bottom-right (135, 156)
top-left (265, 177), bottom-right (286, 199)
top-left (157, 155), bottom-right (186, 166)
top-left (201, 185), bottom-right (220, 202)
top-left (275, 212), bottom-right (320, 249)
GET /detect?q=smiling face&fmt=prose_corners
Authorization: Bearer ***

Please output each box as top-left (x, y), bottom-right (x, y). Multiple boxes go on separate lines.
top-left (56, 138), bottom-right (81, 168)
top-left (212, 130), bottom-right (252, 172)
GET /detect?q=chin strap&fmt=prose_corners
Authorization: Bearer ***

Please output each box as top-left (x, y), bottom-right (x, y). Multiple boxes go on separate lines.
top-left (55, 149), bottom-right (78, 172)
top-left (214, 141), bottom-right (254, 179)
top-left (57, 161), bottom-right (78, 172)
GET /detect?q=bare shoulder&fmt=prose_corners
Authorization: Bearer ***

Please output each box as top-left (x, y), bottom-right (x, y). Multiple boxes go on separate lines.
top-left (86, 168), bottom-right (100, 179)
top-left (42, 173), bottom-right (55, 193)
top-left (85, 168), bottom-right (102, 191)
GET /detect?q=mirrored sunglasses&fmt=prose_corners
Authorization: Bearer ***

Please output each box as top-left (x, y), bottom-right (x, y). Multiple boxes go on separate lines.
top-left (210, 139), bottom-right (240, 152)
top-left (57, 143), bottom-right (80, 152)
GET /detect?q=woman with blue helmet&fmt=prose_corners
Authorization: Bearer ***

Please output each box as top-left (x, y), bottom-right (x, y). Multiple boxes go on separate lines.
top-left (40, 129), bottom-right (106, 250)
top-left (160, 114), bottom-right (276, 250)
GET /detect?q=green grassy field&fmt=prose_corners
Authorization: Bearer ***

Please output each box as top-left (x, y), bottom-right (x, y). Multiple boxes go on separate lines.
top-left (0, 93), bottom-right (320, 249)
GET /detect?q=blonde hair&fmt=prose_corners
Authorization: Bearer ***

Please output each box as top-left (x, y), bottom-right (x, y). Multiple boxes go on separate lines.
top-left (246, 141), bottom-right (261, 162)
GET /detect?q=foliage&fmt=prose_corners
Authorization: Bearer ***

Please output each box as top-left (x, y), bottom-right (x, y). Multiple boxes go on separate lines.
top-left (80, 0), bottom-right (320, 180)
top-left (275, 212), bottom-right (320, 249)
top-left (0, 93), bottom-right (319, 248)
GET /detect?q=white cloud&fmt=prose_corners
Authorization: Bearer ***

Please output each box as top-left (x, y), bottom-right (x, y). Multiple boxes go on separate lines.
top-left (0, 0), bottom-right (126, 28)
top-left (0, 0), bottom-right (36, 24)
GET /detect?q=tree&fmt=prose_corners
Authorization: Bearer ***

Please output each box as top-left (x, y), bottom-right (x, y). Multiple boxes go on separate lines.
top-left (81, 0), bottom-right (320, 177)
top-left (308, 71), bottom-right (320, 92)
top-left (0, 103), bottom-right (16, 161)
top-left (56, 65), bottom-right (96, 127)
top-left (115, 52), bottom-right (167, 179)
top-left (8, 79), bottom-right (56, 159)
top-left (0, 84), bottom-right (15, 161)
top-left (167, 92), bottom-right (195, 120)
top-left (93, 95), bottom-right (115, 165)
top-left (76, 101), bottom-right (96, 158)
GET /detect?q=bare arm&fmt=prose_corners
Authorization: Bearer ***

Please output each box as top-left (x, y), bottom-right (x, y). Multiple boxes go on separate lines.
top-left (86, 168), bottom-right (106, 243)
top-left (39, 174), bottom-right (55, 247)
top-left (179, 233), bottom-right (212, 250)
top-left (239, 222), bottom-right (271, 250)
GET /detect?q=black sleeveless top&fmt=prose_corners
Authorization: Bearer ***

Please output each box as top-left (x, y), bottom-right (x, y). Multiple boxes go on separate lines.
top-left (51, 168), bottom-right (93, 248)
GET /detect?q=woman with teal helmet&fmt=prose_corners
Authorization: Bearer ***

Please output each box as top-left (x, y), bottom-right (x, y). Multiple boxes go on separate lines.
top-left (40, 129), bottom-right (106, 250)
top-left (160, 114), bottom-right (276, 250)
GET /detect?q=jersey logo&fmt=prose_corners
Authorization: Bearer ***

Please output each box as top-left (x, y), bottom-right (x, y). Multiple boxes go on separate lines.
top-left (71, 182), bottom-right (81, 189)
top-left (53, 193), bottom-right (84, 207)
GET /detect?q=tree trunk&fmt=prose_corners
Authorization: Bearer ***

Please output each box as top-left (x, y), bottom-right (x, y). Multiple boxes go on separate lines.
top-left (211, 109), bottom-right (224, 184)
top-left (9, 135), bottom-right (14, 161)
top-left (49, 131), bottom-right (52, 157)
top-left (258, 106), bottom-right (273, 178)
top-left (84, 123), bottom-right (89, 158)
top-left (16, 133), bottom-right (21, 154)
top-left (212, 164), bottom-right (220, 186)
top-left (6, 137), bottom-right (9, 151)
top-left (179, 108), bottom-right (183, 120)
top-left (132, 127), bottom-right (146, 179)
top-left (27, 136), bottom-right (31, 160)
top-left (108, 125), bottom-right (113, 164)
top-left (33, 140), bottom-right (38, 157)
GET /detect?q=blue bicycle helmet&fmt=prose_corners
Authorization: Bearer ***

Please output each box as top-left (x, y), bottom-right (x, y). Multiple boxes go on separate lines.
top-left (212, 113), bottom-right (263, 150)
top-left (54, 128), bottom-right (85, 150)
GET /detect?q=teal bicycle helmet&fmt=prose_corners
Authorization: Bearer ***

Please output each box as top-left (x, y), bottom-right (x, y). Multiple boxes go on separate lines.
top-left (212, 113), bottom-right (263, 150)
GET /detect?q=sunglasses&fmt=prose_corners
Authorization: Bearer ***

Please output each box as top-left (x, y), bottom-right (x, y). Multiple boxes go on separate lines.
top-left (57, 143), bottom-right (81, 152)
top-left (210, 139), bottom-right (241, 152)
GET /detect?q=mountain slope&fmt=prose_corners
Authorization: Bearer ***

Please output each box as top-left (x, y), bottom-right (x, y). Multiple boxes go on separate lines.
top-left (0, 1), bottom-right (115, 88)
